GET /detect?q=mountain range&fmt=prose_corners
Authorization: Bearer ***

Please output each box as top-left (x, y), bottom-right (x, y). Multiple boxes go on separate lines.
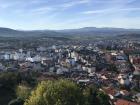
top-left (0, 27), bottom-right (140, 37)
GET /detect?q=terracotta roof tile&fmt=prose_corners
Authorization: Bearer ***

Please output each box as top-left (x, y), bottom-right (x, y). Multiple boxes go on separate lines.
top-left (116, 99), bottom-right (139, 105)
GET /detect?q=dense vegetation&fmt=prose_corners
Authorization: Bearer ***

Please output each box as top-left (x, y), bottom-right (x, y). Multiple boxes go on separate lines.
top-left (0, 72), bottom-right (111, 105)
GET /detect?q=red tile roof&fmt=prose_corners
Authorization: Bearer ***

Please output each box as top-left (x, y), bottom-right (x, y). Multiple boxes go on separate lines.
top-left (116, 99), bottom-right (139, 105)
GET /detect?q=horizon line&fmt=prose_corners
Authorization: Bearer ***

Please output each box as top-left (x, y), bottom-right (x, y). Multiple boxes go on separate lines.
top-left (0, 26), bottom-right (140, 31)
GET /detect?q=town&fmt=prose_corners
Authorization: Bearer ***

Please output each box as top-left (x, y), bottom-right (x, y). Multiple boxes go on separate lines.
top-left (0, 36), bottom-right (139, 105)
top-left (0, 0), bottom-right (140, 105)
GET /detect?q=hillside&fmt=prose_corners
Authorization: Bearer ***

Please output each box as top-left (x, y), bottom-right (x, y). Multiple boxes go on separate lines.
top-left (0, 27), bottom-right (140, 38)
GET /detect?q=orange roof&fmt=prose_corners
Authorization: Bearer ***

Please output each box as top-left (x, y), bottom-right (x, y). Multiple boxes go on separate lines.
top-left (116, 99), bottom-right (139, 105)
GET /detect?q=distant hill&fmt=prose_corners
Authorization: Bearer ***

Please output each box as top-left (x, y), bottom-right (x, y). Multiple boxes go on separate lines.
top-left (57, 27), bottom-right (140, 36)
top-left (0, 27), bottom-right (64, 37)
top-left (118, 33), bottom-right (140, 39)
top-left (0, 27), bottom-right (140, 38)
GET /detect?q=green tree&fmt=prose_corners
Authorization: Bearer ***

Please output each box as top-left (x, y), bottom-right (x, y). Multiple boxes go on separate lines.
top-left (83, 85), bottom-right (100, 105)
top-left (8, 98), bottom-right (24, 105)
top-left (97, 91), bottom-right (111, 105)
top-left (24, 80), bottom-right (84, 105)
top-left (16, 85), bottom-right (31, 100)
top-left (83, 85), bottom-right (111, 105)
top-left (0, 72), bottom-right (18, 89)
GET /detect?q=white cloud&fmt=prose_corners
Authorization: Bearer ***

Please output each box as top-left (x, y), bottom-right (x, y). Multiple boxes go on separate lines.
top-left (60, 0), bottom-right (90, 8)
top-left (82, 7), bottom-right (140, 14)
top-left (31, 6), bottom-right (54, 13)
top-left (82, 8), bottom-right (112, 14)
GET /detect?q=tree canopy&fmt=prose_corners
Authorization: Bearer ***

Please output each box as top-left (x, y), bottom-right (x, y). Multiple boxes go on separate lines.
top-left (24, 80), bottom-right (84, 105)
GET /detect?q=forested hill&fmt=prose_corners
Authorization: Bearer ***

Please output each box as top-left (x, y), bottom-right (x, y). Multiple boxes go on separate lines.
top-left (0, 27), bottom-right (140, 37)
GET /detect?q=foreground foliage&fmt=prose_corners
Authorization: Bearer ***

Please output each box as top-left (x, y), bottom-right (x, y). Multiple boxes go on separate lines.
top-left (24, 80), bottom-right (84, 105)
top-left (24, 80), bottom-right (111, 105)
top-left (0, 72), bottom-right (111, 105)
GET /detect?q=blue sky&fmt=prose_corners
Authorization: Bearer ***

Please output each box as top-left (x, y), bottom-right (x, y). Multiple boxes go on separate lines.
top-left (0, 0), bottom-right (140, 30)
